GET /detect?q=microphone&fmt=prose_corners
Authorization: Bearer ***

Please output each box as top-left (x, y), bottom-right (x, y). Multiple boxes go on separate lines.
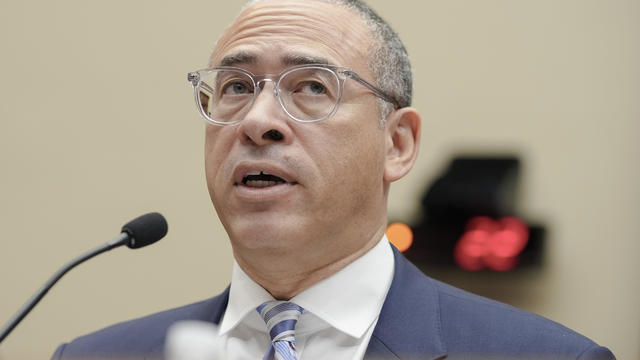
top-left (0, 212), bottom-right (168, 344)
top-left (121, 212), bottom-right (168, 249)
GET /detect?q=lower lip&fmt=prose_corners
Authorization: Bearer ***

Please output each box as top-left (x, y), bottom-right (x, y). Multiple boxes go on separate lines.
top-left (233, 182), bottom-right (298, 202)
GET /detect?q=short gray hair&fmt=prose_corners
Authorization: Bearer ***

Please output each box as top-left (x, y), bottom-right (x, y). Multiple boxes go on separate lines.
top-left (244, 0), bottom-right (413, 123)
top-left (326, 0), bottom-right (412, 120)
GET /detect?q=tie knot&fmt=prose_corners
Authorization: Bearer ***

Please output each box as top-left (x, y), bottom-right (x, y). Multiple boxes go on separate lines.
top-left (257, 301), bottom-right (304, 343)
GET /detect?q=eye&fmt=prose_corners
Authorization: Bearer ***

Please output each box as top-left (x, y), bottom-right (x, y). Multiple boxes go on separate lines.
top-left (297, 81), bottom-right (327, 95)
top-left (221, 80), bottom-right (252, 95)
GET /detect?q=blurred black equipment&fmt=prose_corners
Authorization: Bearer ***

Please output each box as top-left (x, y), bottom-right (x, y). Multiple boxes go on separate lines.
top-left (404, 155), bottom-right (545, 271)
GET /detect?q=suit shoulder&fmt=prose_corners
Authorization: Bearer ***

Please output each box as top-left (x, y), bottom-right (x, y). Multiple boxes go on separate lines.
top-left (430, 278), bottom-right (612, 358)
top-left (53, 291), bottom-right (228, 359)
top-left (384, 248), bottom-right (615, 358)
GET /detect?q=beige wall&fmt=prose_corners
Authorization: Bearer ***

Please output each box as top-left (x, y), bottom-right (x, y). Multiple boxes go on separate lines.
top-left (0, 1), bottom-right (637, 359)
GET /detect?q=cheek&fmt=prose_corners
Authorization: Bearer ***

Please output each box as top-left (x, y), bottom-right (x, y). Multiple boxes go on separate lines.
top-left (204, 130), bottom-right (219, 174)
top-left (350, 137), bottom-right (386, 186)
top-left (314, 121), bottom-right (386, 189)
top-left (204, 127), bottom-right (234, 191)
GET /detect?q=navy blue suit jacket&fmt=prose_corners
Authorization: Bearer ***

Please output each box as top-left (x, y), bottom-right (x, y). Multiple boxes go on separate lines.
top-left (52, 247), bottom-right (615, 359)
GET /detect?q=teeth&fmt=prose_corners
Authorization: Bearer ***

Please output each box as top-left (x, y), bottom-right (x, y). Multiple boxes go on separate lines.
top-left (241, 171), bottom-right (286, 187)
top-left (245, 180), bottom-right (279, 188)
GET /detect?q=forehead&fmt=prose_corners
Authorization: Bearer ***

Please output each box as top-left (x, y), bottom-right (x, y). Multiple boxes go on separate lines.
top-left (211, 0), bottom-right (372, 72)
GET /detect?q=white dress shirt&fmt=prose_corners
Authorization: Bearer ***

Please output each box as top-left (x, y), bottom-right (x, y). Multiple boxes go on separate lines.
top-left (217, 235), bottom-right (395, 360)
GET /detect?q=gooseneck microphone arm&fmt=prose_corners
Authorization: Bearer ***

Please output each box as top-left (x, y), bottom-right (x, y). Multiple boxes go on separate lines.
top-left (0, 212), bottom-right (168, 345)
top-left (0, 234), bottom-right (129, 344)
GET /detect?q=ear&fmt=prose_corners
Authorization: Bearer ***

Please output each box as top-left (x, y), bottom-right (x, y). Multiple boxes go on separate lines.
top-left (383, 107), bottom-right (421, 182)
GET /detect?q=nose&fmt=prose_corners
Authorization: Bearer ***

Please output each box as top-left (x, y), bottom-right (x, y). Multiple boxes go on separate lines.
top-left (236, 81), bottom-right (293, 146)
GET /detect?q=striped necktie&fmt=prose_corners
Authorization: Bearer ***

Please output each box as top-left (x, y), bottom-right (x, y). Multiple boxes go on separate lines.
top-left (256, 301), bottom-right (305, 360)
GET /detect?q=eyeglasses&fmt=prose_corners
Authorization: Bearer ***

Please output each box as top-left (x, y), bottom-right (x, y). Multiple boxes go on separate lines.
top-left (187, 64), bottom-right (400, 125)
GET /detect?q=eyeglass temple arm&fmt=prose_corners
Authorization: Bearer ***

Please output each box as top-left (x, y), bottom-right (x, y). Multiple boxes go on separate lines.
top-left (343, 70), bottom-right (401, 109)
top-left (187, 74), bottom-right (212, 93)
top-left (200, 82), bottom-right (214, 94)
top-left (188, 73), bottom-right (216, 96)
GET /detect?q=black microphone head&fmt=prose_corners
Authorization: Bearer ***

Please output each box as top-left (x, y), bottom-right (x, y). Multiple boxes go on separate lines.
top-left (121, 212), bottom-right (168, 249)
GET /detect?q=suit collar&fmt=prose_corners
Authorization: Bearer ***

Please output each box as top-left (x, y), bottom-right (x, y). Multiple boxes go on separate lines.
top-left (148, 287), bottom-right (230, 356)
top-left (210, 286), bottom-right (230, 325)
top-left (365, 246), bottom-right (447, 360)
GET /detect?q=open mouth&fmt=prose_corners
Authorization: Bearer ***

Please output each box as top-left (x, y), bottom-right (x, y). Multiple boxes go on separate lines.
top-left (241, 171), bottom-right (288, 188)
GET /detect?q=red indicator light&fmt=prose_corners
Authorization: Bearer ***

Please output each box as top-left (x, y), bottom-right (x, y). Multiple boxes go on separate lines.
top-left (454, 217), bottom-right (529, 271)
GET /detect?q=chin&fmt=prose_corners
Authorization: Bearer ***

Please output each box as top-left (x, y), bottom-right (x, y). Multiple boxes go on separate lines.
top-left (228, 218), bottom-right (304, 251)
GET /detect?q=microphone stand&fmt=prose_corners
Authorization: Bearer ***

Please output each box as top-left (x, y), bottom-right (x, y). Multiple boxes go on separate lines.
top-left (0, 233), bottom-right (129, 344)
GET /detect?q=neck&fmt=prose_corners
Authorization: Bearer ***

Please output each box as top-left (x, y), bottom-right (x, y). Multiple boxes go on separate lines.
top-left (234, 225), bottom-right (387, 300)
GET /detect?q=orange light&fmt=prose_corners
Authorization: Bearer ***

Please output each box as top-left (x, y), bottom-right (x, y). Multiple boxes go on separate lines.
top-left (386, 222), bottom-right (413, 252)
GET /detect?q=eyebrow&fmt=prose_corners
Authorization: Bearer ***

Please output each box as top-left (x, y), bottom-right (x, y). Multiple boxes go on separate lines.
top-left (217, 52), bottom-right (332, 68)
top-left (282, 54), bottom-right (331, 67)
top-left (218, 52), bottom-right (257, 67)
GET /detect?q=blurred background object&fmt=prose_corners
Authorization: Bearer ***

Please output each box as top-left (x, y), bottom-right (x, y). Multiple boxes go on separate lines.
top-left (165, 321), bottom-right (221, 360)
top-left (401, 155), bottom-right (545, 272)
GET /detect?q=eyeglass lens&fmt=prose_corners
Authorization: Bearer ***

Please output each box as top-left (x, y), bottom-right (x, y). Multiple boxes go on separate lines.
top-left (197, 67), bottom-right (341, 123)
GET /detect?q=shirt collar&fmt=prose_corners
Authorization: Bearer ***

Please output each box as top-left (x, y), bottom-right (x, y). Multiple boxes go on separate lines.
top-left (218, 260), bottom-right (273, 335)
top-left (218, 235), bottom-right (395, 339)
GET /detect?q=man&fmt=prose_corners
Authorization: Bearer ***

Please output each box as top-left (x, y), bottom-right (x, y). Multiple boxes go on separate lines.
top-left (52, 0), bottom-right (615, 359)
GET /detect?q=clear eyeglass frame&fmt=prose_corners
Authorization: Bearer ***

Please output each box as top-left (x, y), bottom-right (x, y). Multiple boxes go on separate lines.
top-left (187, 64), bottom-right (400, 125)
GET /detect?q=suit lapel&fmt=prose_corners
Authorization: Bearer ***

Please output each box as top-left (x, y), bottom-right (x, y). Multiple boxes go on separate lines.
top-left (147, 287), bottom-right (230, 356)
top-left (208, 286), bottom-right (230, 325)
top-left (364, 246), bottom-right (447, 360)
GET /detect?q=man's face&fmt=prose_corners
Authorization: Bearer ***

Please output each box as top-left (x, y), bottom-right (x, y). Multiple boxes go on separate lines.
top-left (205, 0), bottom-right (390, 263)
